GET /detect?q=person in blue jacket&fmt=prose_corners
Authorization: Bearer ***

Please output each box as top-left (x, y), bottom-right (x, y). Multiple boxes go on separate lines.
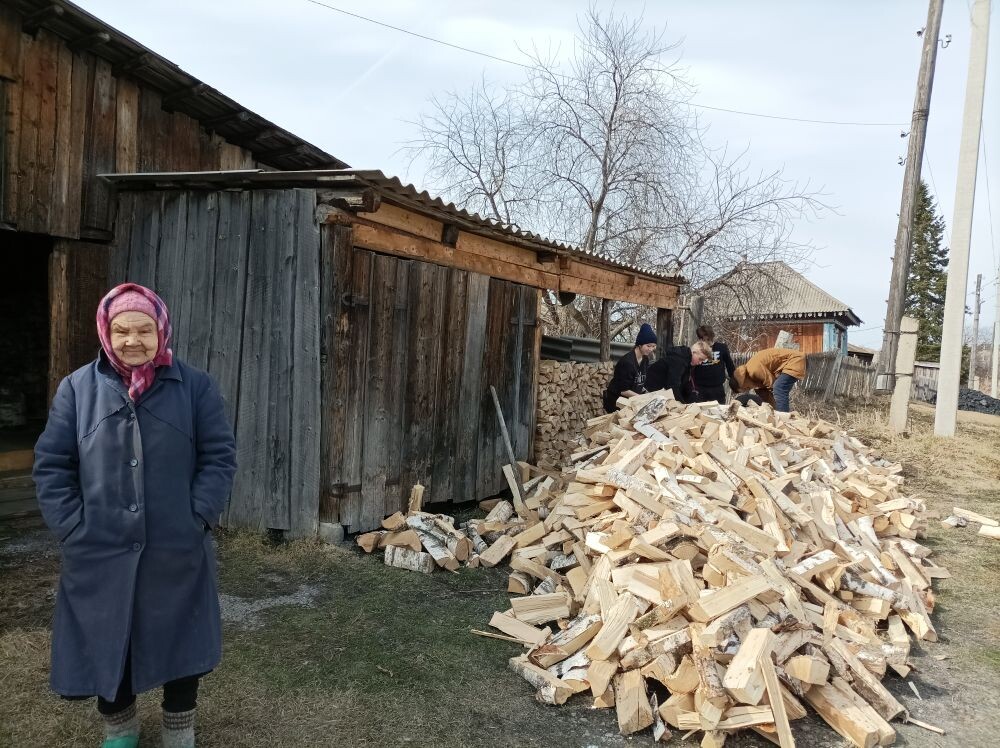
top-left (33, 283), bottom-right (237, 748)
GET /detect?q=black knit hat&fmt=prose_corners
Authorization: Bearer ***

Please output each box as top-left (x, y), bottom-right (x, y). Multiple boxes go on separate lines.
top-left (636, 323), bottom-right (656, 346)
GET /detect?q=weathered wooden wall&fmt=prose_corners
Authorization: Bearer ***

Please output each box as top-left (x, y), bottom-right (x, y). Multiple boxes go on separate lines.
top-left (109, 188), bottom-right (539, 536)
top-left (321, 223), bottom-right (539, 533)
top-left (109, 188), bottom-right (322, 537)
top-left (0, 8), bottom-right (255, 239)
top-left (48, 238), bottom-right (108, 396)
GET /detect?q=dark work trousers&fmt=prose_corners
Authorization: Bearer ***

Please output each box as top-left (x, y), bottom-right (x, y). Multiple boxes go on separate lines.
top-left (773, 373), bottom-right (799, 413)
top-left (64, 647), bottom-right (203, 715)
top-left (695, 386), bottom-right (726, 405)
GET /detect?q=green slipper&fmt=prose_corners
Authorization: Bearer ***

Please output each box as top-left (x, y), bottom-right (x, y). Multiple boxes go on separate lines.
top-left (101, 736), bottom-right (139, 748)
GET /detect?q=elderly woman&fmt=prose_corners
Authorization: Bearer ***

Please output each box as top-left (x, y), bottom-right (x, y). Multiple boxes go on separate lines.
top-left (33, 283), bottom-right (237, 748)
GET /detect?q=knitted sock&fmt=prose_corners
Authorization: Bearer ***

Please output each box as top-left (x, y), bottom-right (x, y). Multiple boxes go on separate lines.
top-left (161, 708), bottom-right (196, 748)
top-left (100, 702), bottom-right (139, 748)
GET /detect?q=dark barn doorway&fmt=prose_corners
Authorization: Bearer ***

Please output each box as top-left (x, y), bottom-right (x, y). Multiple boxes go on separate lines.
top-left (0, 232), bottom-right (52, 517)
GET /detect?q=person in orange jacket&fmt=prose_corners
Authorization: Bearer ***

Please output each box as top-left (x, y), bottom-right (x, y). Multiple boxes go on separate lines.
top-left (732, 347), bottom-right (807, 413)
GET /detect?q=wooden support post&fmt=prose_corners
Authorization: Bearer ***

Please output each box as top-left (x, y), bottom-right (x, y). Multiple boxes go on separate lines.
top-left (889, 317), bottom-right (919, 434)
top-left (877, 0), bottom-right (944, 381)
top-left (687, 295), bottom-right (705, 345)
top-left (600, 298), bottom-right (611, 362)
top-left (656, 307), bottom-right (673, 354)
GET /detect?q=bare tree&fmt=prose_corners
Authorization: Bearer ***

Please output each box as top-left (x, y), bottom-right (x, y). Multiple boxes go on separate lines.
top-left (410, 78), bottom-right (536, 225)
top-left (405, 5), bottom-right (825, 338)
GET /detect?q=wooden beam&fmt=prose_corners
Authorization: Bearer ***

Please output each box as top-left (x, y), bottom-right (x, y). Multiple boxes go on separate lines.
top-left (67, 31), bottom-right (111, 52)
top-left (317, 188), bottom-right (381, 213)
top-left (162, 82), bottom-right (209, 111)
top-left (112, 52), bottom-right (154, 77)
top-left (338, 209), bottom-right (678, 307)
top-left (600, 298), bottom-right (611, 362)
top-left (656, 307), bottom-right (674, 350)
top-left (22, 4), bottom-right (64, 35)
top-left (257, 143), bottom-right (315, 162)
top-left (202, 110), bottom-right (252, 130)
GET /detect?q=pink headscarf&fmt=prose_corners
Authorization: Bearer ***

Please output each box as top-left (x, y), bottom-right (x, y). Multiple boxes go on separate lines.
top-left (96, 283), bottom-right (174, 401)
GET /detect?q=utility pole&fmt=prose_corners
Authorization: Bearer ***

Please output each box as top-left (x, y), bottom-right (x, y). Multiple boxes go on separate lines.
top-left (992, 268), bottom-right (999, 397)
top-left (967, 273), bottom-right (982, 388)
top-left (935, 0), bottom-right (991, 437)
top-left (878, 0), bottom-right (945, 385)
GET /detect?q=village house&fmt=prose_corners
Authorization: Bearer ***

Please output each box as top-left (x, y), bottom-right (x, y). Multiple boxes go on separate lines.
top-left (698, 261), bottom-right (862, 355)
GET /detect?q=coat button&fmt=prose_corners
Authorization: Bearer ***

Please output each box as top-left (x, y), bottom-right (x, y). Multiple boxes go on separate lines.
top-left (132, 542), bottom-right (142, 551)
top-left (129, 458), bottom-right (138, 467)
top-left (128, 504), bottom-right (138, 512)
top-left (127, 413), bottom-right (135, 421)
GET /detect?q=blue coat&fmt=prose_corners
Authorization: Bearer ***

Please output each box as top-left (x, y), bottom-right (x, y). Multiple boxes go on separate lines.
top-left (33, 354), bottom-right (237, 700)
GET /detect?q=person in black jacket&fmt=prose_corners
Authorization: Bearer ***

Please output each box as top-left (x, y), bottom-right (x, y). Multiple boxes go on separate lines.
top-left (602, 323), bottom-right (658, 413)
top-left (646, 341), bottom-right (713, 403)
top-left (690, 325), bottom-right (737, 404)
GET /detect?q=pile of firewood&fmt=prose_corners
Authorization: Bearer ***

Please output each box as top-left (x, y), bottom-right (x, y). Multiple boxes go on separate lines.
top-left (535, 360), bottom-right (613, 470)
top-left (475, 392), bottom-right (947, 746)
top-left (355, 485), bottom-right (486, 573)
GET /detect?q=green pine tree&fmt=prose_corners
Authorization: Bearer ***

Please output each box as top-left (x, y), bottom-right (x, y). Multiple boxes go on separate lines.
top-left (904, 181), bottom-right (949, 361)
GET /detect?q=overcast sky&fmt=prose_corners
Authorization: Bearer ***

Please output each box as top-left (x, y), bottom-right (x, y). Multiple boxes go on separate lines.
top-left (75, 0), bottom-right (999, 349)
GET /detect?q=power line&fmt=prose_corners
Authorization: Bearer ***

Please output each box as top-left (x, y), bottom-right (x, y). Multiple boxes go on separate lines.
top-left (684, 102), bottom-right (906, 127)
top-left (301, 0), bottom-right (908, 128)
top-left (923, 153), bottom-right (953, 247)
top-left (302, 0), bottom-right (533, 69)
top-left (981, 131), bottom-right (997, 269)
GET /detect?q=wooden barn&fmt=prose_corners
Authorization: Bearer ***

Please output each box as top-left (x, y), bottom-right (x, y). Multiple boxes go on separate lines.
top-left (0, 0), bottom-right (344, 518)
top-left (100, 170), bottom-right (682, 536)
top-left (699, 261), bottom-right (861, 355)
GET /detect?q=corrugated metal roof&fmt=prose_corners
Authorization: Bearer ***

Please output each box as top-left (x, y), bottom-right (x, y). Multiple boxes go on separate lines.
top-left (8, 0), bottom-right (346, 171)
top-left (699, 261), bottom-right (862, 326)
top-left (100, 168), bottom-right (684, 286)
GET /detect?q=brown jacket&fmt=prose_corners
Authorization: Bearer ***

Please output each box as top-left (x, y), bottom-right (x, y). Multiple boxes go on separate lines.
top-left (734, 348), bottom-right (807, 392)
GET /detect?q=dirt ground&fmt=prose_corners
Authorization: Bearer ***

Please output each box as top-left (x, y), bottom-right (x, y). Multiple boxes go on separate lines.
top-left (1, 399), bottom-right (998, 747)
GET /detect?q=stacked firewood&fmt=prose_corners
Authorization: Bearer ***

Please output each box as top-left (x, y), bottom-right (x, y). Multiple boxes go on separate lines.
top-left (535, 360), bottom-right (613, 470)
top-left (477, 392), bottom-right (946, 746)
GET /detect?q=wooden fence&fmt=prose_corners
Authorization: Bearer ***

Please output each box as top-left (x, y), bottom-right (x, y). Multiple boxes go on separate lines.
top-left (731, 351), bottom-right (876, 400)
top-left (912, 362), bottom-right (940, 403)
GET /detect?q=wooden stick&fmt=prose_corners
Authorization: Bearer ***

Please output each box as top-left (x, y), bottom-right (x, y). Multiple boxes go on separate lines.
top-left (491, 385), bottom-right (525, 507)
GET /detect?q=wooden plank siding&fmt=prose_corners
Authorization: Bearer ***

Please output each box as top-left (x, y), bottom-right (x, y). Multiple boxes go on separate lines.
top-left (321, 240), bottom-right (539, 533)
top-left (109, 189), bottom-right (322, 537)
top-left (0, 20), bottom-right (258, 239)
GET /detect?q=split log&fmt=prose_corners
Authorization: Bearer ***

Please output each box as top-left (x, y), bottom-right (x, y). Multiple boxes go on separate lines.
top-left (356, 531), bottom-right (385, 553)
top-left (384, 545), bottom-right (435, 574)
top-left (479, 535), bottom-right (517, 568)
top-left (615, 669), bottom-right (654, 736)
top-left (722, 628), bottom-right (775, 705)
top-left (509, 655), bottom-right (574, 706)
top-left (378, 529), bottom-right (422, 553)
